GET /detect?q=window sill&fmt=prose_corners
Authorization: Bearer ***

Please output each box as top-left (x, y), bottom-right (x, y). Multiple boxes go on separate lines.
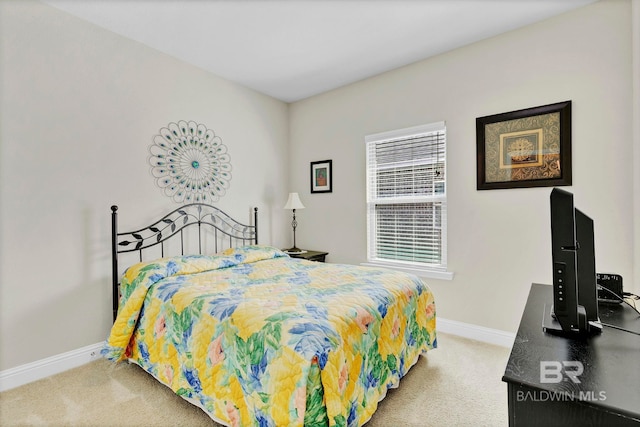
top-left (361, 262), bottom-right (454, 281)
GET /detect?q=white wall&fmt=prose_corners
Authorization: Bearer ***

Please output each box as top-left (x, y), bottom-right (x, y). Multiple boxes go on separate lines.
top-left (1, 0), bottom-right (637, 372)
top-left (289, 0), bottom-right (637, 333)
top-left (0, 1), bottom-right (290, 371)
top-left (633, 0), bottom-right (640, 315)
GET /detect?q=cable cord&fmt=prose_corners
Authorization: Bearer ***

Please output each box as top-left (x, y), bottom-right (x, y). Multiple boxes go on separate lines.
top-left (597, 285), bottom-right (640, 336)
top-left (597, 286), bottom-right (640, 316)
top-left (600, 322), bottom-right (640, 336)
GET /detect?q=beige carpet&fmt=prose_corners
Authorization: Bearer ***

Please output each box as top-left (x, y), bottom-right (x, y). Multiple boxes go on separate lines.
top-left (0, 333), bottom-right (509, 426)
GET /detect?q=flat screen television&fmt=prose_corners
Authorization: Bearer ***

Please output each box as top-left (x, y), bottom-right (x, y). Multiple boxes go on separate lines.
top-left (543, 188), bottom-right (602, 336)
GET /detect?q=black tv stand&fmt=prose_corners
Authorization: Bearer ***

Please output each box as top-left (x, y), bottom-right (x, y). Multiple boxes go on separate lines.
top-left (542, 303), bottom-right (602, 336)
top-left (503, 284), bottom-right (640, 426)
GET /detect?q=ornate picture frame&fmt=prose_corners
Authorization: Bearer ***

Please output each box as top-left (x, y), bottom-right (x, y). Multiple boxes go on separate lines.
top-left (476, 101), bottom-right (572, 190)
top-left (310, 159), bottom-right (332, 193)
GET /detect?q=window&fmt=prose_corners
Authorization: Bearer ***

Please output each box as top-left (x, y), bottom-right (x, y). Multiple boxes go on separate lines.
top-left (365, 122), bottom-right (451, 279)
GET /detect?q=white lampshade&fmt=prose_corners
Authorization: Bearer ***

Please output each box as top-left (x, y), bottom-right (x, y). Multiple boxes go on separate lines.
top-left (283, 192), bottom-right (305, 210)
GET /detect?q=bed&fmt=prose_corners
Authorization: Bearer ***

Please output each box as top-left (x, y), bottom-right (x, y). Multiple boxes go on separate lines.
top-left (104, 203), bottom-right (437, 426)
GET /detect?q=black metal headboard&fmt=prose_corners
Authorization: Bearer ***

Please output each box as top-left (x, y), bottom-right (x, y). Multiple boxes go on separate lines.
top-left (111, 203), bottom-right (258, 321)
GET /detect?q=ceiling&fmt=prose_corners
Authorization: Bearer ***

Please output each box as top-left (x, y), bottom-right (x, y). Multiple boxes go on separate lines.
top-left (44, 0), bottom-right (597, 103)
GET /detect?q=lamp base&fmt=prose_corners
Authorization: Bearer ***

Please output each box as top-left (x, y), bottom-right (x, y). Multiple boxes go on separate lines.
top-left (284, 247), bottom-right (304, 254)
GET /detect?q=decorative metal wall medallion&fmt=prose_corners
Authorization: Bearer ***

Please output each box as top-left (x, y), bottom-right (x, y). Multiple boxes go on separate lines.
top-left (149, 120), bottom-right (232, 203)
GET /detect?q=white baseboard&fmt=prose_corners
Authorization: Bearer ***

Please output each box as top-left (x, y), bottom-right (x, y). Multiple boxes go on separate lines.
top-left (437, 317), bottom-right (516, 348)
top-left (0, 318), bottom-right (514, 393)
top-left (0, 342), bottom-right (104, 392)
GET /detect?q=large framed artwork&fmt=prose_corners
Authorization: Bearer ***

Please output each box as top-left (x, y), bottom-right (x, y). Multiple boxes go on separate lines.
top-left (310, 159), bottom-right (332, 193)
top-left (476, 101), bottom-right (572, 190)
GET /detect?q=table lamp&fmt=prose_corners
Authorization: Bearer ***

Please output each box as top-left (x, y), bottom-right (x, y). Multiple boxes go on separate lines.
top-left (284, 192), bottom-right (305, 253)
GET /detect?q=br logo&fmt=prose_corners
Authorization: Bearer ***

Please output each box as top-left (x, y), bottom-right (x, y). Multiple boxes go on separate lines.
top-left (540, 361), bottom-right (584, 384)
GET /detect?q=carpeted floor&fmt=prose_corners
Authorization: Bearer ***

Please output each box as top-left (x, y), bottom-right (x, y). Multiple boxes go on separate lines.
top-left (0, 333), bottom-right (510, 426)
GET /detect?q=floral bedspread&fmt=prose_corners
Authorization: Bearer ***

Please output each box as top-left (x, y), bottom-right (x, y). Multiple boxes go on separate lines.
top-left (104, 245), bottom-right (436, 427)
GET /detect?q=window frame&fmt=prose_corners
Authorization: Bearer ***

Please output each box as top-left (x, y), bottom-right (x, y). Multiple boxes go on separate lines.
top-left (364, 122), bottom-right (454, 281)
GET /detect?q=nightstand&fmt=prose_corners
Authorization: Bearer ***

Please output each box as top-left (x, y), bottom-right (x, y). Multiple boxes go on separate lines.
top-left (285, 250), bottom-right (328, 262)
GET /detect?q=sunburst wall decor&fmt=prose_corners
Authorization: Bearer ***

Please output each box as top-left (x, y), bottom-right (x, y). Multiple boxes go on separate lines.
top-left (149, 120), bottom-right (232, 203)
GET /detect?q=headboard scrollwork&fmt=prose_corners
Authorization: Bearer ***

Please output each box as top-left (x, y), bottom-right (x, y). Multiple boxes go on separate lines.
top-left (111, 203), bottom-right (258, 321)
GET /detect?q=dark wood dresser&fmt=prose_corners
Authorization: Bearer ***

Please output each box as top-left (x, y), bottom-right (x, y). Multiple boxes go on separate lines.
top-left (502, 283), bottom-right (640, 426)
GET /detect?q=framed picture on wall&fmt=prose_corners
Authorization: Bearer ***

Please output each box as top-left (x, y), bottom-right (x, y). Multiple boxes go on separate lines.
top-left (476, 101), bottom-right (572, 190)
top-left (310, 160), bottom-right (332, 193)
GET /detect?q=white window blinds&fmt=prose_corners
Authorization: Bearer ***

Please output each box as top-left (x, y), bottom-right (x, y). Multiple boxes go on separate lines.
top-left (366, 122), bottom-right (447, 271)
